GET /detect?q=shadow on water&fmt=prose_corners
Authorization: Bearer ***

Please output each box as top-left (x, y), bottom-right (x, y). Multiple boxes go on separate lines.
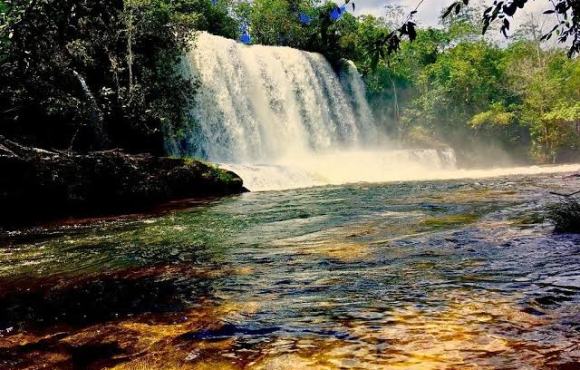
top-left (0, 264), bottom-right (219, 330)
top-left (0, 261), bottom-right (234, 368)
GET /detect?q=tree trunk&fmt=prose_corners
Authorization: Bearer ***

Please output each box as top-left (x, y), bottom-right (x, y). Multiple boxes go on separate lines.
top-left (390, 77), bottom-right (400, 139)
top-left (71, 70), bottom-right (108, 150)
top-left (125, 3), bottom-right (135, 101)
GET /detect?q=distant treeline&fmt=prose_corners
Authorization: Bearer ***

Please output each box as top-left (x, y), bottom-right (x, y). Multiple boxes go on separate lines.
top-left (1, 0), bottom-right (579, 164)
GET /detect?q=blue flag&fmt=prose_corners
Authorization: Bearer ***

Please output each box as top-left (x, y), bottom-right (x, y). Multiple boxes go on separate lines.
top-left (299, 12), bottom-right (312, 26)
top-left (330, 5), bottom-right (347, 21)
top-left (240, 32), bottom-right (251, 45)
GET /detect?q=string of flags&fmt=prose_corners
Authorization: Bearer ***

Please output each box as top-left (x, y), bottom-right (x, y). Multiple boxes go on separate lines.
top-left (209, 0), bottom-right (356, 45)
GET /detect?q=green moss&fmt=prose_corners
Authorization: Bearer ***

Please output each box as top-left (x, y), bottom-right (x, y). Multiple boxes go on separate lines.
top-left (546, 198), bottom-right (580, 233)
top-left (171, 156), bottom-right (241, 188)
top-left (510, 212), bottom-right (544, 226)
top-left (422, 213), bottom-right (479, 229)
top-left (214, 167), bottom-right (237, 185)
top-left (180, 156), bottom-right (205, 165)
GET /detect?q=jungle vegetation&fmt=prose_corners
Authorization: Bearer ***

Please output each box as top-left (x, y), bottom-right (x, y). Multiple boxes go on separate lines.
top-left (1, 0), bottom-right (579, 164)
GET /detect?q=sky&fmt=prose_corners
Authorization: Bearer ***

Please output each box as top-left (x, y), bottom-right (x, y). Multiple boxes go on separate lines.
top-left (344, 0), bottom-right (554, 30)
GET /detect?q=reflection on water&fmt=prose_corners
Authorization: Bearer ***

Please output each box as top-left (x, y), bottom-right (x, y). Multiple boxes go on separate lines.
top-left (1, 173), bottom-right (579, 369)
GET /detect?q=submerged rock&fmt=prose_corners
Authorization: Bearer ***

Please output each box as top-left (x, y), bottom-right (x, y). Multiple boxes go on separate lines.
top-left (0, 136), bottom-right (245, 225)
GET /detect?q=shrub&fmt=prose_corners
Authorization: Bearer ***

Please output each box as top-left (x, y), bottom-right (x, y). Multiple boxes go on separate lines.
top-left (546, 197), bottom-right (580, 233)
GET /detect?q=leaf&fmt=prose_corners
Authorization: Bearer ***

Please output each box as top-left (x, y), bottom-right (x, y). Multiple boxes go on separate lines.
top-left (408, 23), bottom-right (416, 41)
top-left (503, 3), bottom-right (517, 16)
top-left (482, 20), bottom-right (491, 34)
top-left (442, 3), bottom-right (457, 19)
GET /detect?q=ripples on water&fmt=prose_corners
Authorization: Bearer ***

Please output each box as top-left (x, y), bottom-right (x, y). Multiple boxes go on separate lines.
top-left (0, 174), bottom-right (579, 369)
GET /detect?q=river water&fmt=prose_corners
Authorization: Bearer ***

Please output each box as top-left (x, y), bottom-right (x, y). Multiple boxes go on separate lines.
top-left (1, 172), bottom-right (579, 369)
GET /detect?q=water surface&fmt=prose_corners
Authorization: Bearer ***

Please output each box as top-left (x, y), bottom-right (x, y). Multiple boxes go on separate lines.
top-left (1, 173), bottom-right (579, 369)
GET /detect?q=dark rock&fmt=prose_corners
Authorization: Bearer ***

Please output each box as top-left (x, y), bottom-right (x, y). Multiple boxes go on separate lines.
top-left (0, 136), bottom-right (245, 226)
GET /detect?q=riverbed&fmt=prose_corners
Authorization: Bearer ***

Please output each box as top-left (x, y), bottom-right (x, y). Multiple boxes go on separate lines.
top-left (1, 172), bottom-right (579, 369)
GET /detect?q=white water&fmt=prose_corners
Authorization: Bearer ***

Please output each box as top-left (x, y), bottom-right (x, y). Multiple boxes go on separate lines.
top-left (170, 32), bottom-right (580, 191)
top-left (221, 149), bottom-right (458, 191)
top-left (221, 155), bottom-right (580, 191)
top-left (170, 32), bottom-right (382, 162)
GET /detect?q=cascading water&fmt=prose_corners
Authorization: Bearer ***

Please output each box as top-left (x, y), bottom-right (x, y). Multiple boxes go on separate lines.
top-left (169, 32), bottom-right (384, 161)
top-left (168, 33), bottom-right (579, 191)
top-left (338, 59), bottom-right (378, 143)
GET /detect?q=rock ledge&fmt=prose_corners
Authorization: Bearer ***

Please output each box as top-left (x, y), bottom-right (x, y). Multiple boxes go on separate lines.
top-left (0, 136), bottom-right (245, 225)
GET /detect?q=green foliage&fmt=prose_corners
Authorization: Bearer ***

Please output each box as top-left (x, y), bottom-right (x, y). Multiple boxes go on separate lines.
top-left (243, 0), bottom-right (299, 46)
top-left (178, 0), bottom-right (239, 39)
top-left (355, 15), bottom-right (392, 72)
top-left (502, 42), bottom-right (580, 163)
top-left (470, 104), bottom-right (516, 128)
top-left (231, 0), bottom-right (360, 63)
top-left (363, 28), bottom-right (578, 164)
top-left (0, 0), bottom-right (212, 153)
top-left (213, 166), bottom-right (239, 186)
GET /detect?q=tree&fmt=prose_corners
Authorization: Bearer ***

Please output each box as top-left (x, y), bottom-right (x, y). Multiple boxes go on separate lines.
top-left (0, 0), bottom-right (202, 153)
top-left (504, 44), bottom-right (580, 162)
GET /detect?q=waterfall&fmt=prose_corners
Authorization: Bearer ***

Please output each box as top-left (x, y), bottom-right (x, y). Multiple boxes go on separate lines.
top-left (168, 32), bottom-right (457, 191)
top-left (170, 32), bottom-right (377, 161)
top-left (339, 59), bottom-right (378, 143)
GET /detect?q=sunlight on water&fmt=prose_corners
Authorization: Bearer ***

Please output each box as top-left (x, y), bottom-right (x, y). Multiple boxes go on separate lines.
top-left (1, 173), bottom-right (579, 369)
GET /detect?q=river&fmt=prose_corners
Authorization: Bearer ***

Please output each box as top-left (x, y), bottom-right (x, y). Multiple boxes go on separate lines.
top-left (1, 171), bottom-right (579, 369)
